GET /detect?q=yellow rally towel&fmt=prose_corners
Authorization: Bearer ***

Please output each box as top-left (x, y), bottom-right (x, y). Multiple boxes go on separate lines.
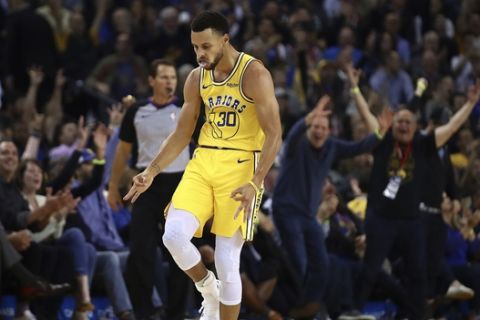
top-left (347, 196), bottom-right (367, 220)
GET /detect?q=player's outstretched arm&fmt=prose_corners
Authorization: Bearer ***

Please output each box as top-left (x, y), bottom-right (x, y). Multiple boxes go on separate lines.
top-left (124, 69), bottom-right (202, 203)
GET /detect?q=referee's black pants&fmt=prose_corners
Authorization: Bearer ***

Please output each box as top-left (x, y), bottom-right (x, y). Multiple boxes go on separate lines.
top-left (126, 171), bottom-right (188, 320)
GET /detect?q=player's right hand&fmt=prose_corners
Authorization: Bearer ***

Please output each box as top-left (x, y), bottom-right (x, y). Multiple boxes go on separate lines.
top-left (123, 171), bottom-right (154, 203)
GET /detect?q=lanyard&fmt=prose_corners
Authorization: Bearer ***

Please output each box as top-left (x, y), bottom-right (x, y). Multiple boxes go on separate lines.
top-left (395, 141), bottom-right (412, 170)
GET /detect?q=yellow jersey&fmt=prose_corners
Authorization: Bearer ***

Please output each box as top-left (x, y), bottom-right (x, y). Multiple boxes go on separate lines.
top-left (198, 52), bottom-right (265, 151)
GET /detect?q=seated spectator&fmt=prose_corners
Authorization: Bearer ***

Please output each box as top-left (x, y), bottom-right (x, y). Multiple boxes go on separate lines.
top-left (243, 17), bottom-right (286, 67)
top-left (0, 221), bottom-right (71, 299)
top-left (0, 114), bottom-right (14, 140)
top-left (0, 139), bottom-right (78, 318)
top-left (67, 125), bottom-right (159, 320)
top-left (62, 7), bottom-right (104, 82)
top-left (49, 117), bottom-right (82, 163)
top-left (369, 51), bottom-right (414, 109)
top-left (383, 11), bottom-right (411, 66)
top-left (360, 31), bottom-right (395, 79)
top-left (18, 158), bottom-right (96, 319)
top-left (411, 49), bottom-right (444, 89)
top-left (240, 212), bottom-right (304, 319)
top-left (36, 0), bottom-right (72, 53)
top-left (455, 130), bottom-right (478, 194)
top-left (317, 179), bottom-right (374, 320)
top-left (443, 196), bottom-right (480, 318)
top-left (3, 0), bottom-right (58, 98)
top-left (86, 32), bottom-right (149, 101)
top-left (423, 77), bottom-right (455, 123)
top-left (468, 13), bottom-right (480, 51)
top-left (416, 31), bottom-right (452, 76)
top-left (323, 26), bottom-right (363, 66)
top-left (147, 6), bottom-right (195, 66)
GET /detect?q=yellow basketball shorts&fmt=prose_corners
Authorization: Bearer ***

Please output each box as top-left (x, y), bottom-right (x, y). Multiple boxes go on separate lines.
top-left (170, 147), bottom-right (260, 238)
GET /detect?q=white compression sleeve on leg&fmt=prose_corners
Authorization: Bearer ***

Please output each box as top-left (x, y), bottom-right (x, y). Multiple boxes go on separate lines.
top-left (215, 230), bottom-right (245, 305)
top-left (162, 207), bottom-right (201, 271)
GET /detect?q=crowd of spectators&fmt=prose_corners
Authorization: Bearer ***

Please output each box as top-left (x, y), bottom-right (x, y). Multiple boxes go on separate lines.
top-left (1, 0), bottom-right (480, 319)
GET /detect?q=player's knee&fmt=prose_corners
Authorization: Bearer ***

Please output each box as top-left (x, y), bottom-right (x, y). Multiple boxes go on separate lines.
top-left (218, 276), bottom-right (242, 305)
top-left (215, 253), bottom-right (240, 281)
top-left (162, 224), bottom-right (187, 254)
top-left (214, 241), bottom-right (241, 280)
top-left (162, 224), bottom-right (201, 270)
top-left (215, 247), bottom-right (242, 305)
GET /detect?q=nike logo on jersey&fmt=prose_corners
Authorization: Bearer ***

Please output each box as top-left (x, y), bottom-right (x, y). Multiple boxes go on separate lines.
top-left (237, 159), bottom-right (250, 163)
top-left (202, 84), bottom-right (214, 89)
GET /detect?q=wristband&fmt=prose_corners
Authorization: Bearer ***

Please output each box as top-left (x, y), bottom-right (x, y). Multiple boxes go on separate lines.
top-left (350, 86), bottom-right (360, 95)
top-left (248, 180), bottom-right (260, 194)
top-left (92, 158), bottom-right (106, 165)
top-left (374, 128), bottom-right (384, 140)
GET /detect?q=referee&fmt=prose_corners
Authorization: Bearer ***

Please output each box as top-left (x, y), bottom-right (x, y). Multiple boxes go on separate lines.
top-left (108, 59), bottom-right (190, 320)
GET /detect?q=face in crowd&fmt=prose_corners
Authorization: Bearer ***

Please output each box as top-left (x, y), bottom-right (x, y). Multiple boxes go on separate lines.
top-left (392, 109), bottom-right (417, 144)
top-left (307, 116), bottom-right (330, 149)
top-left (0, 141), bottom-right (19, 180)
top-left (149, 64), bottom-right (178, 98)
top-left (59, 122), bottom-right (78, 146)
top-left (21, 160), bottom-right (43, 193)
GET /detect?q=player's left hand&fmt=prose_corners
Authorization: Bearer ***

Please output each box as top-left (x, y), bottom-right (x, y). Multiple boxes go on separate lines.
top-left (231, 183), bottom-right (256, 222)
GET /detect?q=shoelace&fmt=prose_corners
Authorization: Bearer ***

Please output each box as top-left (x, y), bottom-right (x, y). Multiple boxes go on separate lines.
top-left (199, 299), bottom-right (218, 317)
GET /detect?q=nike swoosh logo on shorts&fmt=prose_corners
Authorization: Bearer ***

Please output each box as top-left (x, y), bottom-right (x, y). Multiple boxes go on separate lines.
top-left (237, 159), bottom-right (250, 163)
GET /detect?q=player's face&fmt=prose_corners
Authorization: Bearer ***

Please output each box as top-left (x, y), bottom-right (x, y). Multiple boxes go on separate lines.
top-left (392, 109), bottom-right (417, 144)
top-left (149, 65), bottom-right (177, 98)
top-left (191, 28), bottom-right (227, 70)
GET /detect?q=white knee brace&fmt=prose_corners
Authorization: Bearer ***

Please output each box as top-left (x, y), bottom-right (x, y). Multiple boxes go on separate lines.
top-left (162, 207), bottom-right (201, 270)
top-left (214, 231), bottom-right (245, 305)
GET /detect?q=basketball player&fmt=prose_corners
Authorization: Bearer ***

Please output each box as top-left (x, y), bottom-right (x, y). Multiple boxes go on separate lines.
top-left (124, 10), bottom-right (282, 320)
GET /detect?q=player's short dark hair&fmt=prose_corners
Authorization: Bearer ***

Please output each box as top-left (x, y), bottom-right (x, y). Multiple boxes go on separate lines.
top-left (191, 11), bottom-right (229, 35)
top-left (149, 59), bottom-right (175, 77)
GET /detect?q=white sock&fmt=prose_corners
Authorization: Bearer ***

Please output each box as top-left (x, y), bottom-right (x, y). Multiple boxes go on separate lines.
top-left (196, 270), bottom-right (212, 287)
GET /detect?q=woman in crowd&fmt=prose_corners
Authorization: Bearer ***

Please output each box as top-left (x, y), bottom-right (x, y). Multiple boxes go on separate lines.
top-left (17, 158), bottom-right (96, 320)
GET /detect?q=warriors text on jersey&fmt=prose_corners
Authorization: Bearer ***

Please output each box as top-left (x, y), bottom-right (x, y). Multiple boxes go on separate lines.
top-left (198, 52), bottom-right (265, 151)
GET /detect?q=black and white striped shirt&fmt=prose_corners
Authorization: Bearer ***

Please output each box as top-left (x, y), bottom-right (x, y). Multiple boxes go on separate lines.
top-left (119, 97), bottom-right (189, 173)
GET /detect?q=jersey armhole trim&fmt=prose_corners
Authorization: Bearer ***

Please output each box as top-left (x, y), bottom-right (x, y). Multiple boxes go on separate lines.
top-left (239, 58), bottom-right (256, 103)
